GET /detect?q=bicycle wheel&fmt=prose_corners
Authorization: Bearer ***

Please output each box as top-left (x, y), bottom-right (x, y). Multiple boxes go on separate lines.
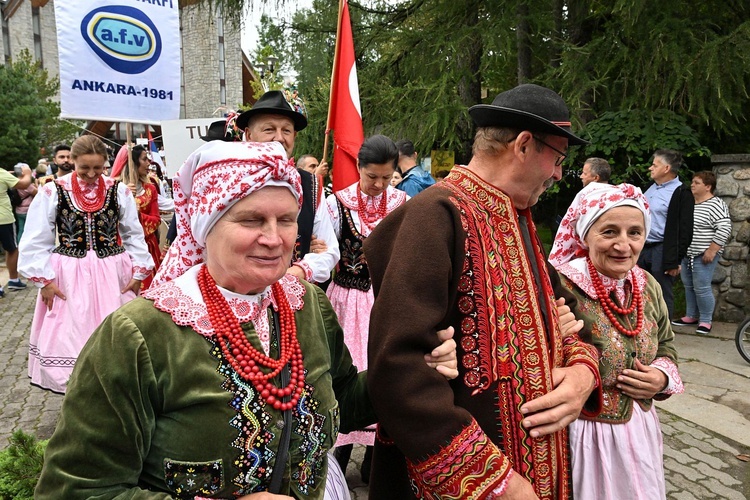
top-left (736, 318), bottom-right (750, 364)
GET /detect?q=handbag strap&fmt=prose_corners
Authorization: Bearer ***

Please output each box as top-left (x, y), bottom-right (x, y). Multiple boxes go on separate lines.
top-left (268, 309), bottom-right (293, 494)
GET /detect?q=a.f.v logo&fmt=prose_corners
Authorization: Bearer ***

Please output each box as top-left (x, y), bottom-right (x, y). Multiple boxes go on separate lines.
top-left (81, 6), bottom-right (161, 74)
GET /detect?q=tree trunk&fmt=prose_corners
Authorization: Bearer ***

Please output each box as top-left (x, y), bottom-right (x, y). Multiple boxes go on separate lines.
top-left (516, 0), bottom-right (531, 84)
top-left (455, 0), bottom-right (482, 164)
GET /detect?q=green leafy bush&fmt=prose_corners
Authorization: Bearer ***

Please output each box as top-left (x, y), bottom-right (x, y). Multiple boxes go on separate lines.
top-left (0, 431), bottom-right (47, 500)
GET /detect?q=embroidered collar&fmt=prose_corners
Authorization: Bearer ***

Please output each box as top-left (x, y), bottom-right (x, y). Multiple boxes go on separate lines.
top-left (56, 174), bottom-right (116, 192)
top-left (143, 265), bottom-right (306, 351)
top-left (335, 182), bottom-right (407, 213)
top-left (557, 257), bottom-right (647, 301)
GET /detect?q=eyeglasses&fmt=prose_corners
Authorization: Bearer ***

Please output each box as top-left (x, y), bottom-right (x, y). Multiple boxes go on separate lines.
top-left (532, 136), bottom-right (567, 166)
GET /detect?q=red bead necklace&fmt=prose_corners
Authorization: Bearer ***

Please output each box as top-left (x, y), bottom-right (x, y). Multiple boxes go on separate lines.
top-left (71, 175), bottom-right (106, 213)
top-left (356, 187), bottom-right (388, 231)
top-left (587, 258), bottom-right (643, 337)
top-left (197, 265), bottom-right (305, 411)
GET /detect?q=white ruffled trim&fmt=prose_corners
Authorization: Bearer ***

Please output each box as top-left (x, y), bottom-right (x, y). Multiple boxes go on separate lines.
top-left (556, 257), bottom-right (647, 303)
top-left (142, 265), bottom-right (306, 353)
top-left (651, 356), bottom-right (684, 395)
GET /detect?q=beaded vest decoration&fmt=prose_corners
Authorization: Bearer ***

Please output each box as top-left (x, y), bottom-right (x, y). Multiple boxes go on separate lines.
top-left (332, 198), bottom-right (371, 292)
top-left (53, 182), bottom-right (125, 259)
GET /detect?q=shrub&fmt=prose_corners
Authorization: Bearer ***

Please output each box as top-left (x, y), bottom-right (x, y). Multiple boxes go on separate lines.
top-left (0, 431), bottom-right (47, 500)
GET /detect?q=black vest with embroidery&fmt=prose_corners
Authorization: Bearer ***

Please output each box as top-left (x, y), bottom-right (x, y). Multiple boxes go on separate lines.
top-left (53, 182), bottom-right (126, 259)
top-left (332, 197), bottom-right (371, 291)
top-left (294, 169), bottom-right (318, 263)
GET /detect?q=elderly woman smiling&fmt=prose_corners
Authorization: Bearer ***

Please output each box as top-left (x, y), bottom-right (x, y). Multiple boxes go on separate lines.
top-left (35, 141), bottom-right (456, 500)
top-left (549, 183), bottom-right (684, 500)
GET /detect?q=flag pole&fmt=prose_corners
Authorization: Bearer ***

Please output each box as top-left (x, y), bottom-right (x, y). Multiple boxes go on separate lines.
top-left (125, 122), bottom-right (137, 188)
top-left (322, 0), bottom-right (345, 164)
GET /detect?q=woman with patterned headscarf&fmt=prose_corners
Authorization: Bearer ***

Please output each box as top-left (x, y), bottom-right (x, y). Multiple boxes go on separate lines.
top-left (35, 141), bottom-right (456, 500)
top-left (549, 182), bottom-right (684, 500)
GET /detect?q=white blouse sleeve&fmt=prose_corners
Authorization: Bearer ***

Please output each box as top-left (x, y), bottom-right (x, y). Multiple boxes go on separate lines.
top-left (18, 183), bottom-right (59, 287)
top-left (326, 193), bottom-right (342, 240)
top-left (157, 192), bottom-right (175, 212)
top-left (116, 183), bottom-right (155, 280)
top-left (297, 200), bottom-right (340, 283)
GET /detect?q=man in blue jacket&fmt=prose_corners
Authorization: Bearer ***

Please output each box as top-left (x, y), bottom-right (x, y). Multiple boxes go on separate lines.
top-left (395, 139), bottom-right (435, 196)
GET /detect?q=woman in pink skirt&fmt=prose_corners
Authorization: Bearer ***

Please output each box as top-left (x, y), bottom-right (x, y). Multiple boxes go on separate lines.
top-left (549, 182), bottom-right (684, 499)
top-left (325, 135), bottom-right (408, 483)
top-left (18, 135), bottom-right (153, 394)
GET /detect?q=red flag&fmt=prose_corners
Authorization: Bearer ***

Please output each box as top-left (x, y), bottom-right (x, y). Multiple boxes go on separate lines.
top-left (327, 0), bottom-right (363, 192)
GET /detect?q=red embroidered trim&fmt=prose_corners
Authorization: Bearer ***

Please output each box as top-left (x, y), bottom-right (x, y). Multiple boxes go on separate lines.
top-left (443, 167), bottom-right (573, 499)
top-left (293, 261), bottom-right (313, 282)
top-left (407, 420), bottom-right (511, 500)
top-left (28, 276), bottom-right (53, 287)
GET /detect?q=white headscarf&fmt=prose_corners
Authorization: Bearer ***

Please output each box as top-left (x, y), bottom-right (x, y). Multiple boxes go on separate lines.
top-left (152, 141), bottom-right (302, 287)
top-left (548, 182), bottom-right (651, 268)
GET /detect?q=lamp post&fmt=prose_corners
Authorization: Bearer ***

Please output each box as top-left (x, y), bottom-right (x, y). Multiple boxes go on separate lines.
top-left (256, 54), bottom-right (279, 92)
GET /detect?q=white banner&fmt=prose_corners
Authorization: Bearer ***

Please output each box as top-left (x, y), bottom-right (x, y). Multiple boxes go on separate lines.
top-left (160, 118), bottom-right (216, 178)
top-left (55, 1), bottom-right (180, 124)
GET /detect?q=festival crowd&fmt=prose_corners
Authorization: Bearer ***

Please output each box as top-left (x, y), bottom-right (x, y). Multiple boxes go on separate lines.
top-left (2, 83), bottom-right (728, 499)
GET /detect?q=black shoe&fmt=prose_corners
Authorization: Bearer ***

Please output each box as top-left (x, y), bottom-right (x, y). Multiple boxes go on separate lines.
top-left (696, 324), bottom-right (712, 335)
top-left (671, 318), bottom-right (698, 327)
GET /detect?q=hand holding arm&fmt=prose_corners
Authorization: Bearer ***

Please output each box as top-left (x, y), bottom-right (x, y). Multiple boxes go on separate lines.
top-left (520, 364), bottom-right (597, 437)
top-left (616, 358), bottom-right (668, 399)
top-left (121, 279), bottom-right (142, 296)
top-left (556, 297), bottom-right (583, 339)
top-left (309, 235), bottom-right (328, 254)
top-left (424, 326), bottom-right (458, 380)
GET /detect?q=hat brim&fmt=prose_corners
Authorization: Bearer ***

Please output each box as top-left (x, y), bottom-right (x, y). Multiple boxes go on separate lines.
top-left (236, 107), bottom-right (308, 132)
top-left (468, 105), bottom-right (588, 146)
top-left (200, 133), bottom-right (233, 142)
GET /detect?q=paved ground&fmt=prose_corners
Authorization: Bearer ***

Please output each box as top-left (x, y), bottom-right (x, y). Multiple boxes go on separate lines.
top-left (1, 256), bottom-right (748, 499)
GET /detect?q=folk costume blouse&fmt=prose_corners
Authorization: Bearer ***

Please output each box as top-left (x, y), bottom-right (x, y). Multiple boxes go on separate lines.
top-left (19, 175), bottom-right (153, 285)
top-left (35, 268), bottom-right (375, 499)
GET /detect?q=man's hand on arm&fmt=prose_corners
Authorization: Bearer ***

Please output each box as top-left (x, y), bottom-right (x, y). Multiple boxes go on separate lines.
top-left (519, 364), bottom-right (597, 437)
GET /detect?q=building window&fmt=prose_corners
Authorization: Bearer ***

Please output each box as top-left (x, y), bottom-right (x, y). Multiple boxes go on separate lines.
top-left (32, 6), bottom-right (42, 63)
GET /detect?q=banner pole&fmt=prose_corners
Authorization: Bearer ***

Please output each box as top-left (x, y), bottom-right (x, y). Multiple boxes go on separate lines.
top-left (125, 123), bottom-right (136, 189)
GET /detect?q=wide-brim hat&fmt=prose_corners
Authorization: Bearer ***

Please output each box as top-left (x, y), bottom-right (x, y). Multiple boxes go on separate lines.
top-left (235, 90), bottom-right (308, 132)
top-left (468, 84), bottom-right (588, 146)
top-left (200, 120), bottom-right (234, 142)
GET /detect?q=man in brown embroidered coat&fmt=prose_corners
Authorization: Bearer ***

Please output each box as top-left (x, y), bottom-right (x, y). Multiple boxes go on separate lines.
top-left (364, 84), bottom-right (603, 499)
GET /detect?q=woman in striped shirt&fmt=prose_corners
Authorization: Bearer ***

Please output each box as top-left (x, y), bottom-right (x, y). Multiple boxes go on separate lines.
top-left (672, 171), bottom-right (731, 334)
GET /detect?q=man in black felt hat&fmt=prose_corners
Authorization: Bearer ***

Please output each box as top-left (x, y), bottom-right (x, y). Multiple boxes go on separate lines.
top-left (235, 91), bottom-right (339, 284)
top-left (364, 84), bottom-right (602, 499)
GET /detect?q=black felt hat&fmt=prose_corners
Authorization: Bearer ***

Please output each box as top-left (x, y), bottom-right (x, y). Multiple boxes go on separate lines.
top-left (200, 120), bottom-right (234, 142)
top-left (235, 90), bottom-right (308, 132)
top-left (468, 84), bottom-right (588, 146)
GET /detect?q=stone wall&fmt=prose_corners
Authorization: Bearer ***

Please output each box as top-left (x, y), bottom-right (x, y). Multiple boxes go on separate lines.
top-left (711, 154), bottom-right (750, 322)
